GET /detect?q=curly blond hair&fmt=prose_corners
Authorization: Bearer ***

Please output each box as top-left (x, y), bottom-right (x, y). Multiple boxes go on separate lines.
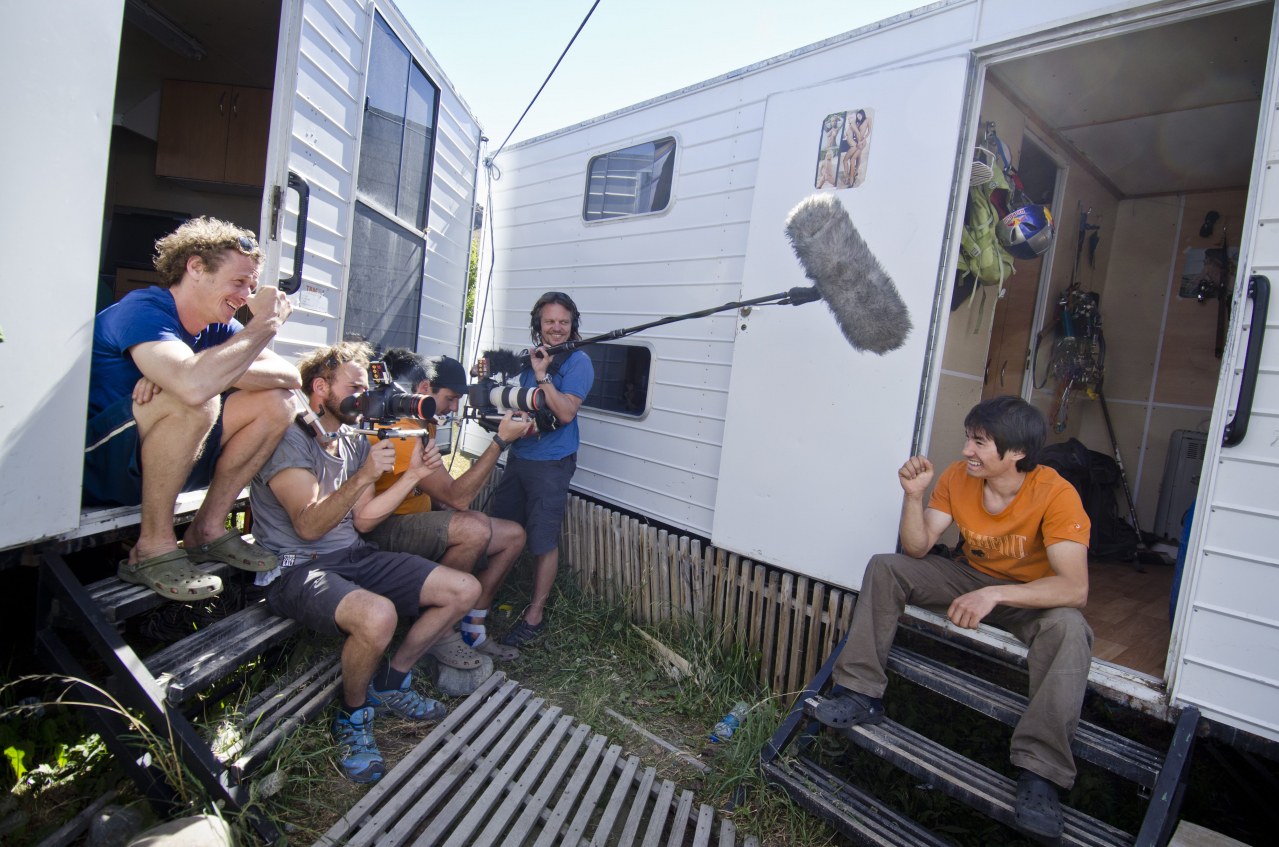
top-left (296, 341), bottom-right (373, 397)
top-left (153, 217), bottom-right (263, 286)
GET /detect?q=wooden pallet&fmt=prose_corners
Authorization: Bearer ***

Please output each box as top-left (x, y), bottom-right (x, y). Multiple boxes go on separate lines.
top-left (317, 672), bottom-right (756, 847)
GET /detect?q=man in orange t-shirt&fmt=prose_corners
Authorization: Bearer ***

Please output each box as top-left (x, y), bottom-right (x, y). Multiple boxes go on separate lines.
top-left (815, 396), bottom-right (1091, 842)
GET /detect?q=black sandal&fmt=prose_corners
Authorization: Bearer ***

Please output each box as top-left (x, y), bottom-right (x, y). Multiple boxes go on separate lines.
top-left (1014, 770), bottom-right (1064, 840)
top-left (813, 690), bottom-right (884, 729)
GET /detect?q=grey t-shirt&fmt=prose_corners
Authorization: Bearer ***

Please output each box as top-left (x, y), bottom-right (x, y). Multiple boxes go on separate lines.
top-left (249, 423), bottom-right (370, 580)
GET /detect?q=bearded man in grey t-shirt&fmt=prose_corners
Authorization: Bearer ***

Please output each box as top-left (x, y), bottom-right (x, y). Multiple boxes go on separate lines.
top-left (249, 341), bottom-right (479, 785)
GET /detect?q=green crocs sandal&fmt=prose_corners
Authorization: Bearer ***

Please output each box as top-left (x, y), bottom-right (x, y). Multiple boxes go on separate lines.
top-left (183, 530), bottom-right (277, 573)
top-left (118, 550), bottom-right (223, 601)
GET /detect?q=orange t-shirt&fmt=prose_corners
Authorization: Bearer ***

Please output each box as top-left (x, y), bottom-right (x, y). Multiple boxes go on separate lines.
top-left (928, 461), bottom-right (1090, 583)
top-left (370, 418), bottom-right (436, 516)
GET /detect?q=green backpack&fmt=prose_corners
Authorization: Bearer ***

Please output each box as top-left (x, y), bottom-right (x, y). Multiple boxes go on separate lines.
top-left (957, 163), bottom-right (1014, 288)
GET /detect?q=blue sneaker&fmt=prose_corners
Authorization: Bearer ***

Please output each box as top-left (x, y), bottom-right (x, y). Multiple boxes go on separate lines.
top-left (367, 671), bottom-right (447, 722)
top-left (331, 705), bottom-right (383, 784)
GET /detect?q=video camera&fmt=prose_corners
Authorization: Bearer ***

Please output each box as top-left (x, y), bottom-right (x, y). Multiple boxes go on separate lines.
top-left (340, 360), bottom-right (436, 437)
top-left (463, 349), bottom-right (554, 434)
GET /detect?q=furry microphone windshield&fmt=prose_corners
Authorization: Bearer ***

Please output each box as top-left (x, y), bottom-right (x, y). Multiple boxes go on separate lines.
top-left (785, 194), bottom-right (912, 354)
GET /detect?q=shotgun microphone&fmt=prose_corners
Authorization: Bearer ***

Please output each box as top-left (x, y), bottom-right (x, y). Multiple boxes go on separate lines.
top-left (785, 194), bottom-right (912, 354)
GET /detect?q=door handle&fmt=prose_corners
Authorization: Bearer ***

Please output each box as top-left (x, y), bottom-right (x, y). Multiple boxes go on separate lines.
top-left (1222, 275), bottom-right (1270, 447)
top-left (277, 171), bottom-right (311, 295)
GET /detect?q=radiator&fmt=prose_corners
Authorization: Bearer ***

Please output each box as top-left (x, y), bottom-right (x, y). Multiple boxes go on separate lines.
top-left (1153, 429), bottom-right (1208, 541)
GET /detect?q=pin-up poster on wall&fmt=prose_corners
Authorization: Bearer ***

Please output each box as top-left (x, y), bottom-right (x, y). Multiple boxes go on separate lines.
top-left (814, 108), bottom-right (874, 190)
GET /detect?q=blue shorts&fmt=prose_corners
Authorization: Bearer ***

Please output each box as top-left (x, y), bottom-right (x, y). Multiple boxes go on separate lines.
top-left (491, 454), bottom-right (576, 556)
top-left (264, 543), bottom-right (438, 637)
top-left (82, 393), bottom-right (224, 507)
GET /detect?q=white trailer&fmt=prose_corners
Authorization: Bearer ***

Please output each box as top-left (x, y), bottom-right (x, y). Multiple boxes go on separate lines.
top-left (1, 0), bottom-right (480, 546)
top-left (474, 0), bottom-right (1279, 750)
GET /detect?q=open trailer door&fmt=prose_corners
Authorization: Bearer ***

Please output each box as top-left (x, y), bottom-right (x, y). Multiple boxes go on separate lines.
top-left (262, 0), bottom-right (481, 359)
top-left (713, 47), bottom-right (972, 590)
top-left (1168, 7), bottom-right (1279, 747)
top-left (0, 1), bottom-right (125, 551)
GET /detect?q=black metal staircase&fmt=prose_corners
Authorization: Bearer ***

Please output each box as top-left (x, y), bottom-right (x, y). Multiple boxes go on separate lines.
top-left (762, 626), bottom-right (1201, 847)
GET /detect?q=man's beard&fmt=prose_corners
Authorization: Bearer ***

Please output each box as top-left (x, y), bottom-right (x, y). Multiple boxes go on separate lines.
top-left (323, 395), bottom-right (362, 426)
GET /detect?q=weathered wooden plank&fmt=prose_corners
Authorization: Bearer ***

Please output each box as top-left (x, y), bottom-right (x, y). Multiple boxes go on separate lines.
top-left (787, 576), bottom-right (808, 695)
top-left (532, 732), bottom-right (610, 847)
top-left (664, 789), bottom-right (696, 847)
top-left (379, 687), bottom-right (540, 847)
top-left (677, 536), bottom-right (692, 617)
top-left (505, 722), bottom-right (594, 842)
top-left (655, 530), bottom-right (670, 623)
top-left (689, 539), bottom-right (705, 624)
top-left (805, 581), bottom-right (825, 688)
top-left (561, 743), bottom-right (624, 845)
top-left (590, 754), bottom-right (641, 847)
top-left (469, 712), bottom-right (578, 847)
top-left (441, 700), bottom-right (563, 847)
top-left (718, 817), bottom-right (738, 847)
top-left (772, 572), bottom-right (794, 694)
top-left (417, 692), bottom-right (545, 845)
top-left (314, 673), bottom-right (513, 846)
top-left (692, 803), bottom-right (715, 846)
top-left (639, 778), bottom-right (676, 847)
top-left (733, 555), bottom-right (749, 647)
top-left (760, 570), bottom-right (780, 689)
top-left (615, 765), bottom-right (658, 847)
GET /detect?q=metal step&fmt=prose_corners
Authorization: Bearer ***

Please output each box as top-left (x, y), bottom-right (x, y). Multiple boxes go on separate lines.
top-left (143, 600), bottom-right (302, 706)
top-left (803, 697), bottom-right (1135, 847)
top-left (763, 754), bottom-right (952, 847)
top-left (315, 672), bottom-right (758, 847)
top-left (887, 644), bottom-right (1164, 786)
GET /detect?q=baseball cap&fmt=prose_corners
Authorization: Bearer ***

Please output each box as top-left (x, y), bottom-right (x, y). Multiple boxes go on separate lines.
top-left (431, 356), bottom-right (468, 394)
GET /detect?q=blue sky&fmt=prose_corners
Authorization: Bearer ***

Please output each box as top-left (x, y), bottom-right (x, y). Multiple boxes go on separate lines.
top-left (398, 0), bottom-right (926, 150)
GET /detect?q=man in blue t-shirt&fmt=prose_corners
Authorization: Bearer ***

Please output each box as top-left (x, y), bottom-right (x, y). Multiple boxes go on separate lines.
top-left (491, 291), bottom-right (595, 647)
top-left (84, 217), bottom-right (301, 601)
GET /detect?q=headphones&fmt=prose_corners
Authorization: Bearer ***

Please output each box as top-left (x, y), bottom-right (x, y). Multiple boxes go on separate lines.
top-left (530, 291), bottom-right (581, 344)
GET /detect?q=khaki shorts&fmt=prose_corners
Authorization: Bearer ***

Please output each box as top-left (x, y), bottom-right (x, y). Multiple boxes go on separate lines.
top-left (361, 510), bottom-right (452, 562)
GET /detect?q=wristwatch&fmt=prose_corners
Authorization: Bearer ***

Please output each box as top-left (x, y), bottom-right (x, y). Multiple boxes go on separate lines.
top-left (537, 375), bottom-right (553, 385)
top-left (493, 434), bottom-right (510, 451)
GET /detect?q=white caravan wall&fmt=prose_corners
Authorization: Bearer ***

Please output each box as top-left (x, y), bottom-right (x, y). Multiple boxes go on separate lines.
top-left (0, 0), bottom-right (125, 550)
top-left (266, 0), bottom-right (479, 361)
top-left (1170, 5), bottom-right (1279, 744)
top-left (479, 3), bottom-right (979, 535)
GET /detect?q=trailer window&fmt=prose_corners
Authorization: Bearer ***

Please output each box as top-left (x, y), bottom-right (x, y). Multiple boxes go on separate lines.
top-left (581, 343), bottom-right (651, 416)
top-left (583, 138), bottom-right (676, 221)
top-left (345, 12), bottom-right (440, 350)
top-left (357, 14), bottom-right (439, 231)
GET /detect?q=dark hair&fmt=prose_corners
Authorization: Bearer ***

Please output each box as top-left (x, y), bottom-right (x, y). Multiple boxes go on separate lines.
top-left (381, 348), bottom-right (428, 387)
top-left (427, 356), bottom-right (468, 394)
top-left (530, 291), bottom-right (582, 345)
top-left (963, 395), bottom-right (1046, 473)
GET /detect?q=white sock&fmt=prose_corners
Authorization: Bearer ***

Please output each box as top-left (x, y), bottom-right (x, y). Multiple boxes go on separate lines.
top-left (460, 608), bottom-right (488, 647)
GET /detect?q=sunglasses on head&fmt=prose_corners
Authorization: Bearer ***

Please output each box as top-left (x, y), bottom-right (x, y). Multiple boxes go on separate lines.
top-left (234, 234), bottom-right (258, 253)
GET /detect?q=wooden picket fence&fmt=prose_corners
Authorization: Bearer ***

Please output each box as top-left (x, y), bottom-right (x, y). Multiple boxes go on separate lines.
top-left (557, 493), bottom-right (858, 699)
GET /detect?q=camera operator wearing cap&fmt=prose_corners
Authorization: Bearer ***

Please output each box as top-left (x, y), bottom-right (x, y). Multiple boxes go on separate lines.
top-left (490, 291), bottom-right (595, 648)
top-left (84, 217), bottom-right (300, 602)
top-left (361, 350), bottom-right (534, 665)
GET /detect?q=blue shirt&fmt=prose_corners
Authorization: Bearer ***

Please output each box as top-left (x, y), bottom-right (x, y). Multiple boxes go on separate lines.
top-left (511, 349), bottom-right (594, 461)
top-left (88, 287), bottom-right (241, 418)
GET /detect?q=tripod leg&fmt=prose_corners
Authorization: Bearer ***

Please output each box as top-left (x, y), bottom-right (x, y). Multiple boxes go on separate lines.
top-left (1098, 390), bottom-right (1149, 571)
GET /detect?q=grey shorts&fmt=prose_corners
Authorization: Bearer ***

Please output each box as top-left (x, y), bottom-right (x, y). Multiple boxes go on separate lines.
top-left (491, 454), bottom-right (576, 556)
top-left (265, 543), bottom-right (438, 637)
top-left (360, 510), bottom-right (452, 562)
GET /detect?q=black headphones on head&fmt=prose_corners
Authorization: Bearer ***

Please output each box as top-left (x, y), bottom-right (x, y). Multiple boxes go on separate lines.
top-left (530, 291), bottom-right (581, 344)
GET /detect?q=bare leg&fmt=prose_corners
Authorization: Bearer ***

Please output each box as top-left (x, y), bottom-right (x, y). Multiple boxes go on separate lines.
top-left (523, 547), bottom-right (558, 627)
top-left (130, 392), bottom-right (220, 562)
top-left (334, 590), bottom-right (398, 708)
top-left (184, 388), bottom-right (292, 546)
top-left (388, 567), bottom-right (480, 673)
top-left (476, 518), bottom-right (525, 610)
top-left (434, 511), bottom-right (490, 574)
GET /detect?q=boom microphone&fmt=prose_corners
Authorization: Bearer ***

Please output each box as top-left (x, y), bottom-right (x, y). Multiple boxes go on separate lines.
top-left (785, 194), bottom-right (912, 354)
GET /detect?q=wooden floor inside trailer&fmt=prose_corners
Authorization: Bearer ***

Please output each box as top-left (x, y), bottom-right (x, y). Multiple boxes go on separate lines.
top-left (1084, 558), bottom-right (1175, 678)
